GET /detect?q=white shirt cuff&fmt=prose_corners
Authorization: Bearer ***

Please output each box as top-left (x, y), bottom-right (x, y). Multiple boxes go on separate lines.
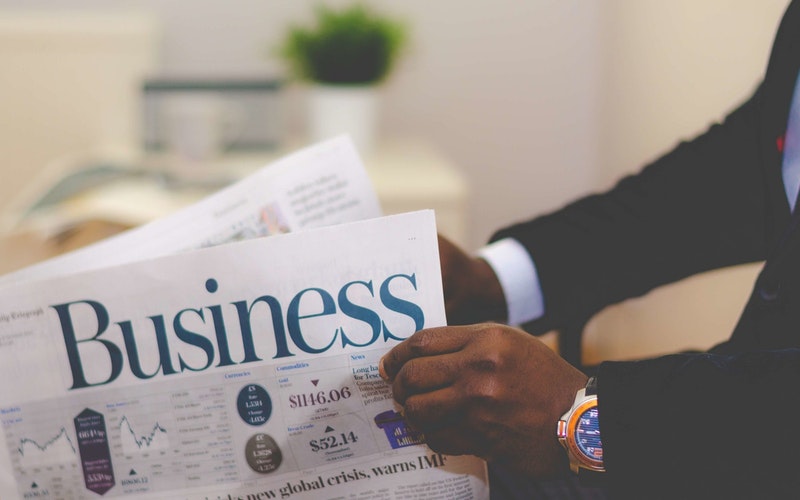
top-left (478, 238), bottom-right (545, 326)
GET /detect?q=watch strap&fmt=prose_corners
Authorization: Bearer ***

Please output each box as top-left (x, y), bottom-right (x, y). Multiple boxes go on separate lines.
top-left (585, 375), bottom-right (598, 396)
top-left (578, 467), bottom-right (607, 487)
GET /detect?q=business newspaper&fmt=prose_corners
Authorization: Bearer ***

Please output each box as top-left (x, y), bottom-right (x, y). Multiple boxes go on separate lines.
top-left (0, 211), bottom-right (489, 499)
top-left (0, 138), bottom-right (489, 499)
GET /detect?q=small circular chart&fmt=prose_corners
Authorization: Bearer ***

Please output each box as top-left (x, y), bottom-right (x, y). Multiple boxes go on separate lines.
top-left (237, 384), bottom-right (273, 426)
top-left (245, 433), bottom-right (282, 473)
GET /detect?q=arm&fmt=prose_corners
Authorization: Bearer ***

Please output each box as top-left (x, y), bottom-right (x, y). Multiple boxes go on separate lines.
top-left (443, 88), bottom-right (775, 331)
top-left (494, 88), bottom-right (774, 334)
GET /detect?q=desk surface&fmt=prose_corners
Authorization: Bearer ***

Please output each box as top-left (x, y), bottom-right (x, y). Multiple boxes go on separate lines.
top-left (17, 139), bottom-right (467, 228)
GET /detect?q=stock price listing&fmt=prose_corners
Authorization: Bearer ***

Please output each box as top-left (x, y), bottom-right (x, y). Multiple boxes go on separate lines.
top-left (309, 431), bottom-right (358, 453)
top-left (288, 387), bottom-right (352, 409)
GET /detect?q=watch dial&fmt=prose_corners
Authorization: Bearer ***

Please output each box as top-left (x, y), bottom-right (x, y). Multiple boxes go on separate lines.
top-left (575, 406), bottom-right (603, 461)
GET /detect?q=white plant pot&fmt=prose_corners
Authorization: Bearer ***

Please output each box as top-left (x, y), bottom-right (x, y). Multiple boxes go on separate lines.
top-left (308, 84), bottom-right (378, 153)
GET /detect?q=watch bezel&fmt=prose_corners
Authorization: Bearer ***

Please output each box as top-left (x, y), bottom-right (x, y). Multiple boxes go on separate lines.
top-left (564, 396), bottom-right (604, 472)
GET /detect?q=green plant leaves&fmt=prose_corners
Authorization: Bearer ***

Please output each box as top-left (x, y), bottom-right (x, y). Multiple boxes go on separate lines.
top-left (279, 4), bottom-right (407, 85)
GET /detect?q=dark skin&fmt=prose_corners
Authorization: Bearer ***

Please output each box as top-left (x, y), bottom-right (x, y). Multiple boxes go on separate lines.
top-left (379, 236), bottom-right (588, 477)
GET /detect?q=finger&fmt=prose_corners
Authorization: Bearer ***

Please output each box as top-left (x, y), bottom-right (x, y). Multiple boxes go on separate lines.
top-left (391, 352), bottom-right (460, 405)
top-left (380, 326), bottom-right (473, 381)
top-left (423, 424), bottom-right (478, 457)
top-left (415, 417), bottom-right (498, 463)
top-left (401, 386), bottom-right (465, 433)
top-left (403, 389), bottom-right (490, 458)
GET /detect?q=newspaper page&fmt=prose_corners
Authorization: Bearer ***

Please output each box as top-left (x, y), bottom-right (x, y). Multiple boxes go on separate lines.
top-left (0, 136), bottom-right (382, 286)
top-left (0, 210), bottom-right (489, 499)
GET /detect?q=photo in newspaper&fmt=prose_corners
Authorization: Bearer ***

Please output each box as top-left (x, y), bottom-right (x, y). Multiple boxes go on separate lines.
top-left (0, 211), bottom-right (489, 499)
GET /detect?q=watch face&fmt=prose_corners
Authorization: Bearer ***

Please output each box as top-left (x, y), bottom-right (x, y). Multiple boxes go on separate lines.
top-left (574, 406), bottom-right (603, 462)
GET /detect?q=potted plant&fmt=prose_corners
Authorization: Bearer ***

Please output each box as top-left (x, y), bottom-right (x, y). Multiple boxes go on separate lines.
top-left (278, 3), bottom-right (407, 152)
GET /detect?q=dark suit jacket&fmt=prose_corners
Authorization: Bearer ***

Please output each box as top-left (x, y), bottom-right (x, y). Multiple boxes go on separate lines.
top-left (493, 2), bottom-right (800, 498)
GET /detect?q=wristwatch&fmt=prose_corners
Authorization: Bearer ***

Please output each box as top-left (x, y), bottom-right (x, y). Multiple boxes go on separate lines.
top-left (557, 376), bottom-right (605, 475)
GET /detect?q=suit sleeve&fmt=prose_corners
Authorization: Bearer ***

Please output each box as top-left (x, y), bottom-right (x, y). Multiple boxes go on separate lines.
top-left (597, 350), bottom-right (800, 498)
top-left (492, 87), bottom-right (773, 334)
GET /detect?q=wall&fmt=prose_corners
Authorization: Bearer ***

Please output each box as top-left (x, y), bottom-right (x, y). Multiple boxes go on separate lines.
top-left (379, 0), bottom-right (602, 249)
top-left (582, 1), bottom-right (790, 363)
top-left (1, 0), bottom-right (788, 247)
top-left (0, 0), bottom-right (793, 360)
top-left (0, 0), bottom-right (603, 251)
top-left (0, 11), bottom-right (158, 217)
top-left (597, 1), bottom-right (789, 188)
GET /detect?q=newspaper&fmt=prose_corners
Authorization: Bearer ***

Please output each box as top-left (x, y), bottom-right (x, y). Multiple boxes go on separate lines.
top-left (0, 136), bottom-right (382, 286)
top-left (0, 139), bottom-right (489, 499)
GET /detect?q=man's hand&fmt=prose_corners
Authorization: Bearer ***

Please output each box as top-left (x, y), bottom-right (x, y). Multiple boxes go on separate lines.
top-left (438, 235), bottom-right (506, 324)
top-left (379, 323), bottom-right (588, 477)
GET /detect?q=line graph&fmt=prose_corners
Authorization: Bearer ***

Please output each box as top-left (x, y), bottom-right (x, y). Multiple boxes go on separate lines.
top-left (16, 427), bottom-right (77, 467)
top-left (118, 415), bottom-right (169, 454)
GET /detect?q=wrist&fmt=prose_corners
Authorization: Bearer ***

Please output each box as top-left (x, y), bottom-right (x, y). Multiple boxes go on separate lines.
top-left (443, 255), bottom-right (507, 325)
top-left (472, 257), bottom-right (507, 322)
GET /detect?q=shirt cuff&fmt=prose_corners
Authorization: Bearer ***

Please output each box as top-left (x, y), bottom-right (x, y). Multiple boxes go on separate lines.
top-left (478, 237), bottom-right (545, 326)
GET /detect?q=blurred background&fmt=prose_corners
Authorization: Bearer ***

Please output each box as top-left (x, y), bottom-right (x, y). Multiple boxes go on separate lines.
top-left (0, 0), bottom-right (791, 362)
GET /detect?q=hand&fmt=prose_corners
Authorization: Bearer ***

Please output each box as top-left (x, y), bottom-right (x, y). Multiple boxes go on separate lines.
top-left (437, 235), bottom-right (506, 324)
top-left (379, 323), bottom-right (587, 477)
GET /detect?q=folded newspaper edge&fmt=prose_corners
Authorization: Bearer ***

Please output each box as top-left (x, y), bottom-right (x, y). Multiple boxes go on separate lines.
top-left (0, 136), bottom-right (383, 286)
